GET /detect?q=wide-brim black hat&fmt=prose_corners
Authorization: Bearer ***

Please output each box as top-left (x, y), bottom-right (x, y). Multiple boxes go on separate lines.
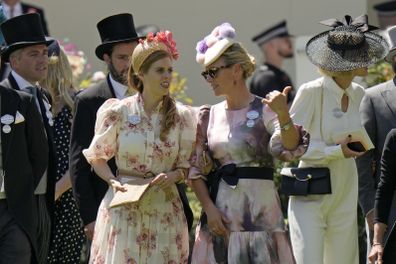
top-left (1, 13), bottom-right (53, 62)
top-left (95, 13), bottom-right (140, 60)
top-left (306, 15), bottom-right (389, 72)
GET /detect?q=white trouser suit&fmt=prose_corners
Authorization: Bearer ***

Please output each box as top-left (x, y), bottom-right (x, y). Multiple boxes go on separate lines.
top-left (288, 76), bottom-right (364, 264)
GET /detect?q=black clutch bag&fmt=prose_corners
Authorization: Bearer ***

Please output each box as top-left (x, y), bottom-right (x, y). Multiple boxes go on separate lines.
top-left (280, 167), bottom-right (331, 196)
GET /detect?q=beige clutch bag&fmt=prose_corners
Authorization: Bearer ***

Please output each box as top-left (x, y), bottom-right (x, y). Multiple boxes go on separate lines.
top-left (109, 177), bottom-right (152, 208)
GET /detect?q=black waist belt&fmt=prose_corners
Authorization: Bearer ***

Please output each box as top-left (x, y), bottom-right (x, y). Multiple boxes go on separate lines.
top-left (200, 164), bottom-right (274, 226)
top-left (207, 164), bottom-right (273, 203)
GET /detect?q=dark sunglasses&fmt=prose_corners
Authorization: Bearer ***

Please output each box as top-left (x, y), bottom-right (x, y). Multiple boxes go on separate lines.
top-left (201, 65), bottom-right (230, 80)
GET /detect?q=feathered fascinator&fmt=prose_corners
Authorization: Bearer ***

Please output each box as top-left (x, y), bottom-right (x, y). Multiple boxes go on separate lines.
top-left (131, 30), bottom-right (178, 72)
top-left (196, 22), bottom-right (236, 66)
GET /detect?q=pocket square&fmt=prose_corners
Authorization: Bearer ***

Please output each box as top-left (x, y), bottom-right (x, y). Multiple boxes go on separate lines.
top-left (15, 111), bottom-right (25, 124)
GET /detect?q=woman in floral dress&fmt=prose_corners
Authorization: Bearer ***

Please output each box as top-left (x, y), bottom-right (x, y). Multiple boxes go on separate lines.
top-left (83, 31), bottom-right (196, 263)
top-left (189, 23), bottom-right (309, 264)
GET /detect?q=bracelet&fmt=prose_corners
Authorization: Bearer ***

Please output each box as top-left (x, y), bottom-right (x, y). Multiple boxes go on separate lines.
top-left (372, 242), bottom-right (382, 247)
top-left (280, 120), bottom-right (294, 131)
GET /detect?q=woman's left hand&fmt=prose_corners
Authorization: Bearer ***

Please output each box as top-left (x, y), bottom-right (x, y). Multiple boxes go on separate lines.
top-left (151, 172), bottom-right (177, 189)
top-left (261, 86), bottom-right (291, 115)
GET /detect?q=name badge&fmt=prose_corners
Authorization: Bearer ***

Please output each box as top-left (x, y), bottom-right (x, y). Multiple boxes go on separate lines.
top-left (128, 115), bottom-right (141, 125)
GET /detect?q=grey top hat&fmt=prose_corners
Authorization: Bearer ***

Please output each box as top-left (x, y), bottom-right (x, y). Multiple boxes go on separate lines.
top-left (385, 25), bottom-right (396, 62)
top-left (306, 14), bottom-right (389, 72)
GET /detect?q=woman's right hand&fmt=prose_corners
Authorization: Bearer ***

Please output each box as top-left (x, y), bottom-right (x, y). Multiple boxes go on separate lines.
top-left (368, 243), bottom-right (384, 264)
top-left (205, 203), bottom-right (230, 237)
top-left (340, 135), bottom-right (365, 158)
top-left (109, 178), bottom-right (128, 192)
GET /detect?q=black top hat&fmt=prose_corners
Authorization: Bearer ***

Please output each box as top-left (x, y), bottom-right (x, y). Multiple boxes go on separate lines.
top-left (95, 13), bottom-right (139, 60)
top-left (0, 13), bottom-right (53, 62)
top-left (252, 20), bottom-right (291, 46)
top-left (305, 15), bottom-right (389, 72)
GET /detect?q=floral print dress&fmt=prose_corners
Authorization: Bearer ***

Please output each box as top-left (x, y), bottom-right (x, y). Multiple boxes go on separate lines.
top-left (83, 94), bottom-right (196, 264)
top-left (189, 97), bottom-right (309, 264)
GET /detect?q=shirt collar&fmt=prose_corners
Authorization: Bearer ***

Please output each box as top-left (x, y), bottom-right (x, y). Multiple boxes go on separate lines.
top-left (109, 74), bottom-right (128, 99)
top-left (11, 71), bottom-right (37, 89)
top-left (322, 75), bottom-right (359, 105)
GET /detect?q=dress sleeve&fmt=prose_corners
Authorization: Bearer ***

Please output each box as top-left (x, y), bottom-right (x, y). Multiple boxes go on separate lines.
top-left (174, 105), bottom-right (198, 172)
top-left (262, 104), bottom-right (310, 162)
top-left (188, 105), bottom-right (213, 180)
top-left (289, 82), bottom-right (344, 164)
top-left (82, 98), bottom-right (123, 164)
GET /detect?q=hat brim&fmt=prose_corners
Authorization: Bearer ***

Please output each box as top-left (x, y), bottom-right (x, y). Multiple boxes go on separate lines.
top-left (305, 30), bottom-right (389, 72)
top-left (95, 36), bottom-right (140, 60)
top-left (1, 39), bottom-right (54, 62)
top-left (203, 38), bottom-right (234, 67)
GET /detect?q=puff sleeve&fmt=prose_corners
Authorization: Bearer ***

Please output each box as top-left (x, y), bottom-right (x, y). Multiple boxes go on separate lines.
top-left (82, 98), bottom-right (123, 164)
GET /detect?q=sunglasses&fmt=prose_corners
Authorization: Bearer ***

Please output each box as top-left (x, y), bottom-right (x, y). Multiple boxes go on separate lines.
top-left (201, 65), bottom-right (230, 80)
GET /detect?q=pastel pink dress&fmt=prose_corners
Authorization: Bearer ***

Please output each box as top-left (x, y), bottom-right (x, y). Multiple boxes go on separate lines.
top-left (189, 97), bottom-right (309, 264)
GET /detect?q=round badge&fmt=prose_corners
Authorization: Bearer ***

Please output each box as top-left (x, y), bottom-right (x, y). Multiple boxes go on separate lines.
top-left (246, 119), bottom-right (255, 128)
top-left (1, 114), bottom-right (14, 125)
top-left (2, 124), bottom-right (11, 133)
top-left (129, 115), bottom-right (141, 125)
top-left (246, 110), bottom-right (259, 120)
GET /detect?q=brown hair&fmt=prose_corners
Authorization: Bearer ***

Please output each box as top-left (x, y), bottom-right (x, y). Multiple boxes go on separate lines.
top-left (40, 46), bottom-right (75, 115)
top-left (128, 50), bottom-right (177, 141)
top-left (221, 43), bottom-right (256, 79)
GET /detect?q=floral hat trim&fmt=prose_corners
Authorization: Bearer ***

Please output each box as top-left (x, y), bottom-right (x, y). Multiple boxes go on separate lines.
top-left (196, 22), bottom-right (236, 65)
top-left (132, 30), bottom-right (178, 72)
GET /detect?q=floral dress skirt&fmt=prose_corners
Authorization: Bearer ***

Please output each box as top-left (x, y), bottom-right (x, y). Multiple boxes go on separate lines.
top-left (191, 179), bottom-right (295, 264)
top-left (89, 184), bottom-right (189, 264)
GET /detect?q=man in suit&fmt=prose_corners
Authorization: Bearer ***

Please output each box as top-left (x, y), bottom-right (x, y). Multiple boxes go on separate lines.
top-left (1, 0), bottom-right (49, 35)
top-left (69, 13), bottom-right (140, 242)
top-left (0, 0), bottom-right (49, 81)
top-left (0, 84), bottom-right (48, 264)
top-left (0, 13), bottom-right (55, 264)
top-left (356, 25), bottom-right (396, 262)
top-left (250, 20), bottom-right (295, 104)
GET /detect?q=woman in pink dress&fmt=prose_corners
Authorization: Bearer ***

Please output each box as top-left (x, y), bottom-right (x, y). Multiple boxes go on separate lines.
top-left (83, 31), bottom-right (196, 263)
top-left (189, 23), bottom-right (309, 264)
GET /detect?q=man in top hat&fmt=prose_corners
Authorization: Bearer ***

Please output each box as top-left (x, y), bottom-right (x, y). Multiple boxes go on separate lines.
top-left (69, 13), bottom-right (140, 242)
top-left (0, 13), bottom-right (50, 263)
top-left (356, 25), bottom-right (396, 263)
top-left (250, 20), bottom-right (295, 103)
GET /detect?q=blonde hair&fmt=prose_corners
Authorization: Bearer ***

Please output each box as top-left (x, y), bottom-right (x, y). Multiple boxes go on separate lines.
top-left (128, 50), bottom-right (177, 141)
top-left (221, 43), bottom-right (256, 79)
top-left (40, 46), bottom-right (75, 115)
